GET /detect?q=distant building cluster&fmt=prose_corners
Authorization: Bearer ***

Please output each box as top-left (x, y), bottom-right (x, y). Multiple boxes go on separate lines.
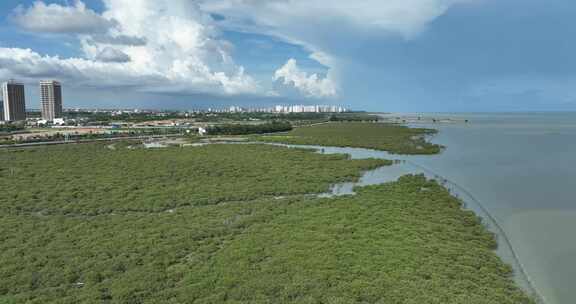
top-left (271, 105), bottom-right (347, 113)
top-left (1, 79), bottom-right (64, 123)
top-left (208, 104), bottom-right (348, 114)
top-left (0, 79), bottom-right (345, 125)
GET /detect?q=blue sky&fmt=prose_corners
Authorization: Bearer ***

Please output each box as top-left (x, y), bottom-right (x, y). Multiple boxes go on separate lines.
top-left (0, 0), bottom-right (575, 112)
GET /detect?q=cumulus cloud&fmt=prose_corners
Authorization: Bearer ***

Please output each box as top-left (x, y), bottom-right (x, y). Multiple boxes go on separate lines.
top-left (4, 0), bottom-right (472, 101)
top-left (273, 59), bottom-right (337, 98)
top-left (12, 0), bottom-right (116, 34)
top-left (0, 47), bottom-right (257, 95)
top-left (90, 34), bottom-right (147, 46)
top-left (95, 47), bottom-right (130, 63)
top-left (0, 47), bottom-right (137, 85)
top-left (3, 0), bottom-right (261, 96)
top-left (201, 0), bottom-right (473, 98)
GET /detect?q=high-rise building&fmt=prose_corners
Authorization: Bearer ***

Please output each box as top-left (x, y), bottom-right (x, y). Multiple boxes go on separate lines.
top-left (40, 80), bottom-right (63, 121)
top-left (1, 80), bottom-right (26, 121)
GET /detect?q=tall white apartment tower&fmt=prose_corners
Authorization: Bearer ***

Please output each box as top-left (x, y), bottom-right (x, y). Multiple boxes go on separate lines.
top-left (1, 80), bottom-right (26, 121)
top-left (40, 80), bottom-right (63, 121)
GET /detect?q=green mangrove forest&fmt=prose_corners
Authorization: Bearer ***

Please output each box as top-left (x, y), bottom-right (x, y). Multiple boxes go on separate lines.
top-left (258, 122), bottom-right (442, 154)
top-left (206, 121), bottom-right (292, 136)
top-left (0, 144), bottom-right (385, 215)
top-left (0, 127), bottom-right (533, 303)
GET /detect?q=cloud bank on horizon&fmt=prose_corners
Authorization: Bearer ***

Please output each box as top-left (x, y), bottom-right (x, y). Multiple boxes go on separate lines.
top-left (0, 0), bottom-right (471, 106)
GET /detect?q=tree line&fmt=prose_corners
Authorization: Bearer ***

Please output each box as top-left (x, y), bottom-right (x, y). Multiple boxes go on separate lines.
top-left (207, 121), bottom-right (293, 135)
top-left (329, 113), bottom-right (380, 122)
top-left (0, 124), bottom-right (25, 133)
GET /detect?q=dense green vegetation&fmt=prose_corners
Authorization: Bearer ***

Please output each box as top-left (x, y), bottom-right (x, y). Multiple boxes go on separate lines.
top-left (329, 113), bottom-right (380, 122)
top-left (206, 121), bottom-right (292, 135)
top-left (0, 141), bottom-right (532, 303)
top-left (0, 124), bottom-right (27, 145)
top-left (184, 175), bottom-right (534, 304)
top-left (0, 166), bottom-right (532, 302)
top-left (195, 112), bottom-right (329, 124)
top-left (0, 124), bottom-right (25, 134)
top-left (196, 112), bottom-right (379, 125)
top-left (259, 122), bottom-right (442, 154)
top-left (0, 143), bottom-right (385, 215)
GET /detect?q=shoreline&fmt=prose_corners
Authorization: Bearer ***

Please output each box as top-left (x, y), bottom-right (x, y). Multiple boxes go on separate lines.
top-left (400, 160), bottom-right (546, 303)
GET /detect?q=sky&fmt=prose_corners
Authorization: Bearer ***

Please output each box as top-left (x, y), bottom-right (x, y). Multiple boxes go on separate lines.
top-left (0, 0), bottom-right (575, 112)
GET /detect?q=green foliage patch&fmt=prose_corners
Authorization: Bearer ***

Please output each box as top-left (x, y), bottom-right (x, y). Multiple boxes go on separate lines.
top-left (207, 121), bottom-right (292, 135)
top-left (329, 113), bottom-right (380, 122)
top-left (0, 142), bottom-right (532, 303)
top-left (258, 122), bottom-right (442, 154)
top-left (0, 172), bottom-right (533, 303)
top-left (0, 124), bottom-right (25, 133)
top-left (0, 143), bottom-right (385, 215)
top-left (185, 175), bottom-right (534, 304)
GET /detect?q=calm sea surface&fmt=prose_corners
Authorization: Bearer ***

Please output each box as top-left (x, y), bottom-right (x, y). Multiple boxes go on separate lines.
top-left (389, 112), bottom-right (576, 304)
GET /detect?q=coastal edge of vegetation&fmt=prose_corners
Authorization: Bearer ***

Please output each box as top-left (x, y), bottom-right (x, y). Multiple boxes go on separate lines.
top-left (256, 122), bottom-right (442, 154)
top-left (0, 124), bottom-right (534, 303)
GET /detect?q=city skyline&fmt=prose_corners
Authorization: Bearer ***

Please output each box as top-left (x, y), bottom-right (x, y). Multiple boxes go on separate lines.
top-left (1, 80), bottom-right (352, 112)
top-left (1, 78), bottom-right (349, 117)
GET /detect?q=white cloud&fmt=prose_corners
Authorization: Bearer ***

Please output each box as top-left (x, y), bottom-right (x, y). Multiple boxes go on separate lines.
top-left (95, 47), bottom-right (130, 63)
top-left (4, 0), bottom-right (473, 101)
top-left (201, 0), bottom-right (473, 98)
top-left (0, 47), bottom-right (257, 95)
top-left (309, 51), bottom-right (335, 67)
top-left (3, 0), bottom-right (261, 96)
top-left (89, 34), bottom-right (147, 46)
top-left (201, 0), bottom-right (471, 40)
top-left (0, 47), bottom-right (152, 87)
top-left (12, 0), bottom-right (116, 34)
top-left (273, 59), bottom-right (337, 98)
